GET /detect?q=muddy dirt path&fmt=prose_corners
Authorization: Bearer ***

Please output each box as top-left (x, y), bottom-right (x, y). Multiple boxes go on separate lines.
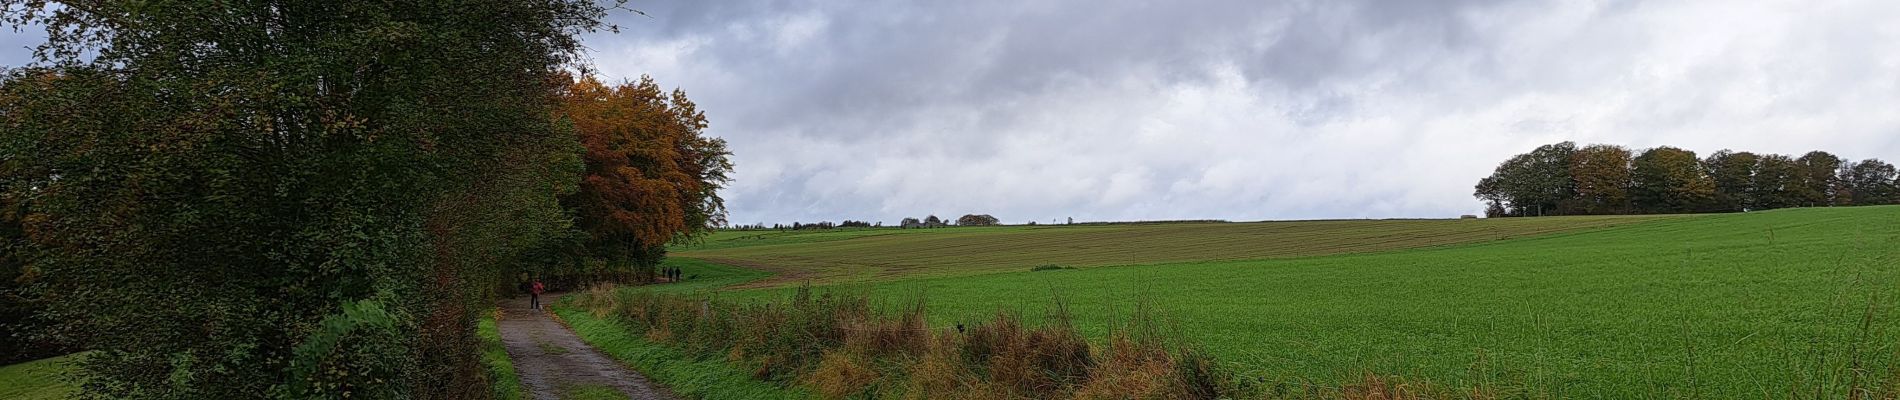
top-left (497, 295), bottom-right (674, 400)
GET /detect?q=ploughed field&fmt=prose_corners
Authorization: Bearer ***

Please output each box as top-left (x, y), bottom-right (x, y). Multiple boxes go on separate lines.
top-left (666, 207), bottom-right (1900, 397)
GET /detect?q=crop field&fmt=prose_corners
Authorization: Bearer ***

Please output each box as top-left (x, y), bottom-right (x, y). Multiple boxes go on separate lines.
top-left (659, 206), bottom-right (1900, 397)
top-left (677, 215), bottom-right (1671, 288)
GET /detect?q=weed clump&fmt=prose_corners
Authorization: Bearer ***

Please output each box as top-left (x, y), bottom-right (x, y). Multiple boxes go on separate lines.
top-left (1030, 264), bottom-right (1072, 272)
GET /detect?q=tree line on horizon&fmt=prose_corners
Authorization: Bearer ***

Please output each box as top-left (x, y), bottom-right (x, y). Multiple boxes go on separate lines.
top-left (726, 213), bottom-right (1007, 231)
top-left (1475, 142), bottom-right (1900, 217)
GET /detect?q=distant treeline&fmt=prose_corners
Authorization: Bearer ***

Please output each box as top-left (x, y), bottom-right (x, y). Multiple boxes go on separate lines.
top-left (726, 216), bottom-right (1247, 230)
top-left (1062, 219), bottom-right (1230, 226)
top-left (727, 214), bottom-right (1007, 230)
top-left (728, 220), bottom-right (878, 230)
top-left (1476, 142), bottom-right (1899, 217)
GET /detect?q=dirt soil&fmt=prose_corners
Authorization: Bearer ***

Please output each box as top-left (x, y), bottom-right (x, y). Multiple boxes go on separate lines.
top-left (497, 295), bottom-right (675, 400)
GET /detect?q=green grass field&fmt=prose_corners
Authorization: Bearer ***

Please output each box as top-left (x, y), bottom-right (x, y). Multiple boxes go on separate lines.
top-left (655, 207), bottom-right (1900, 398)
top-left (0, 353), bottom-right (81, 400)
top-left (678, 215), bottom-right (1670, 288)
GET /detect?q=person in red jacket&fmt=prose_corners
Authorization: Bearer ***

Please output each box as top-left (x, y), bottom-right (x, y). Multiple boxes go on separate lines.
top-left (530, 279), bottom-right (546, 311)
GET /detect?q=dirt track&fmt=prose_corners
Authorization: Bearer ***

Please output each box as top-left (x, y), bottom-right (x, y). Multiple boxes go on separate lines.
top-left (497, 295), bottom-right (674, 400)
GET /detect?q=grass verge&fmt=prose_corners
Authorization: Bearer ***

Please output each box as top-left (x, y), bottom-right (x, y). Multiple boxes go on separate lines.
top-left (554, 296), bottom-right (807, 400)
top-left (479, 309), bottom-right (526, 400)
top-left (0, 352), bottom-right (81, 400)
top-left (558, 383), bottom-right (632, 400)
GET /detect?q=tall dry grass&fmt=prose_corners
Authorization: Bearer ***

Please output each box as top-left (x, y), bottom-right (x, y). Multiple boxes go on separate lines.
top-left (573, 284), bottom-right (1234, 399)
top-left (575, 281), bottom-right (1900, 399)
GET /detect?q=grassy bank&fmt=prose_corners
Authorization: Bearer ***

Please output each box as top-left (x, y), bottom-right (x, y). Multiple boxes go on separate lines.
top-left (0, 353), bottom-right (81, 400)
top-left (479, 309), bottom-right (526, 400)
top-left (554, 296), bottom-right (805, 399)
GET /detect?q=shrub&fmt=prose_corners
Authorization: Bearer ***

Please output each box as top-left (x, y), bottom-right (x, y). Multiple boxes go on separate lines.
top-left (283, 298), bottom-right (413, 399)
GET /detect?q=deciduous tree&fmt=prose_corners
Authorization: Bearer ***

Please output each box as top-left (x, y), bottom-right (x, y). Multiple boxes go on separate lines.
top-left (1748, 154), bottom-right (1800, 210)
top-left (557, 74), bottom-right (734, 282)
top-left (0, 1), bottom-right (610, 397)
top-left (1472, 142), bottom-right (1577, 216)
top-left (1631, 147), bottom-right (1715, 213)
top-left (1702, 150), bottom-right (1758, 212)
top-left (1569, 144), bottom-right (1632, 214)
top-left (1839, 159), bottom-right (1899, 205)
top-left (1794, 151), bottom-right (1844, 206)
top-left (957, 214), bottom-right (1001, 226)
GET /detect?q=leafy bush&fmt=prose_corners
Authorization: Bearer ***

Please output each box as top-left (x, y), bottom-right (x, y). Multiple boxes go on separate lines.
top-left (283, 299), bottom-right (413, 399)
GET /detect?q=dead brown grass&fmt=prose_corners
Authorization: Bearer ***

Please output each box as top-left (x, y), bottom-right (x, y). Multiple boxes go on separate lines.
top-left (573, 283), bottom-right (1236, 400)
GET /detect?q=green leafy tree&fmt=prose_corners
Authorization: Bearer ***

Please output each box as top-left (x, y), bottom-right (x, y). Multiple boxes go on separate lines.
top-left (0, 162), bottom-right (62, 364)
top-left (0, 1), bottom-right (606, 398)
top-left (1794, 151), bottom-right (1844, 206)
top-left (957, 214), bottom-right (1002, 226)
top-left (1472, 142), bottom-right (1577, 217)
top-left (1702, 150), bottom-right (1758, 212)
top-left (1631, 147), bottom-right (1715, 213)
top-left (1748, 154), bottom-right (1801, 210)
top-left (1839, 159), bottom-right (1899, 205)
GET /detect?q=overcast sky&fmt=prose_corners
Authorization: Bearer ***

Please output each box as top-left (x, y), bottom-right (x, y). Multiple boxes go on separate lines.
top-left (6, 1), bottom-right (1899, 224)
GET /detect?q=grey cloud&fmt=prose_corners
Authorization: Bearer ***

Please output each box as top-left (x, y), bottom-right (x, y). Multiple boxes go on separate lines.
top-left (5, 2), bottom-right (1896, 225)
top-left (593, 1), bottom-right (1900, 225)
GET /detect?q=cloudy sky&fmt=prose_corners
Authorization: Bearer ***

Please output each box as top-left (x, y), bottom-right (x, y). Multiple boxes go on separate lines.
top-left (6, 1), bottom-right (1899, 224)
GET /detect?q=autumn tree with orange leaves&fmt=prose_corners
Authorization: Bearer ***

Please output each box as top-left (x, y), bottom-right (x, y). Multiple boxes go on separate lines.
top-left (556, 74), bottom-right (733, 283)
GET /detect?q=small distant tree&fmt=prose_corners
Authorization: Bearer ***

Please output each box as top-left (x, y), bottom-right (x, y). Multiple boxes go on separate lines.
top-left (924, 215), bottom-right (943, 227)
top-left (900, 217), bottom-right (921, 229)
top-left (956, 214), bottom-right (1000, 226)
